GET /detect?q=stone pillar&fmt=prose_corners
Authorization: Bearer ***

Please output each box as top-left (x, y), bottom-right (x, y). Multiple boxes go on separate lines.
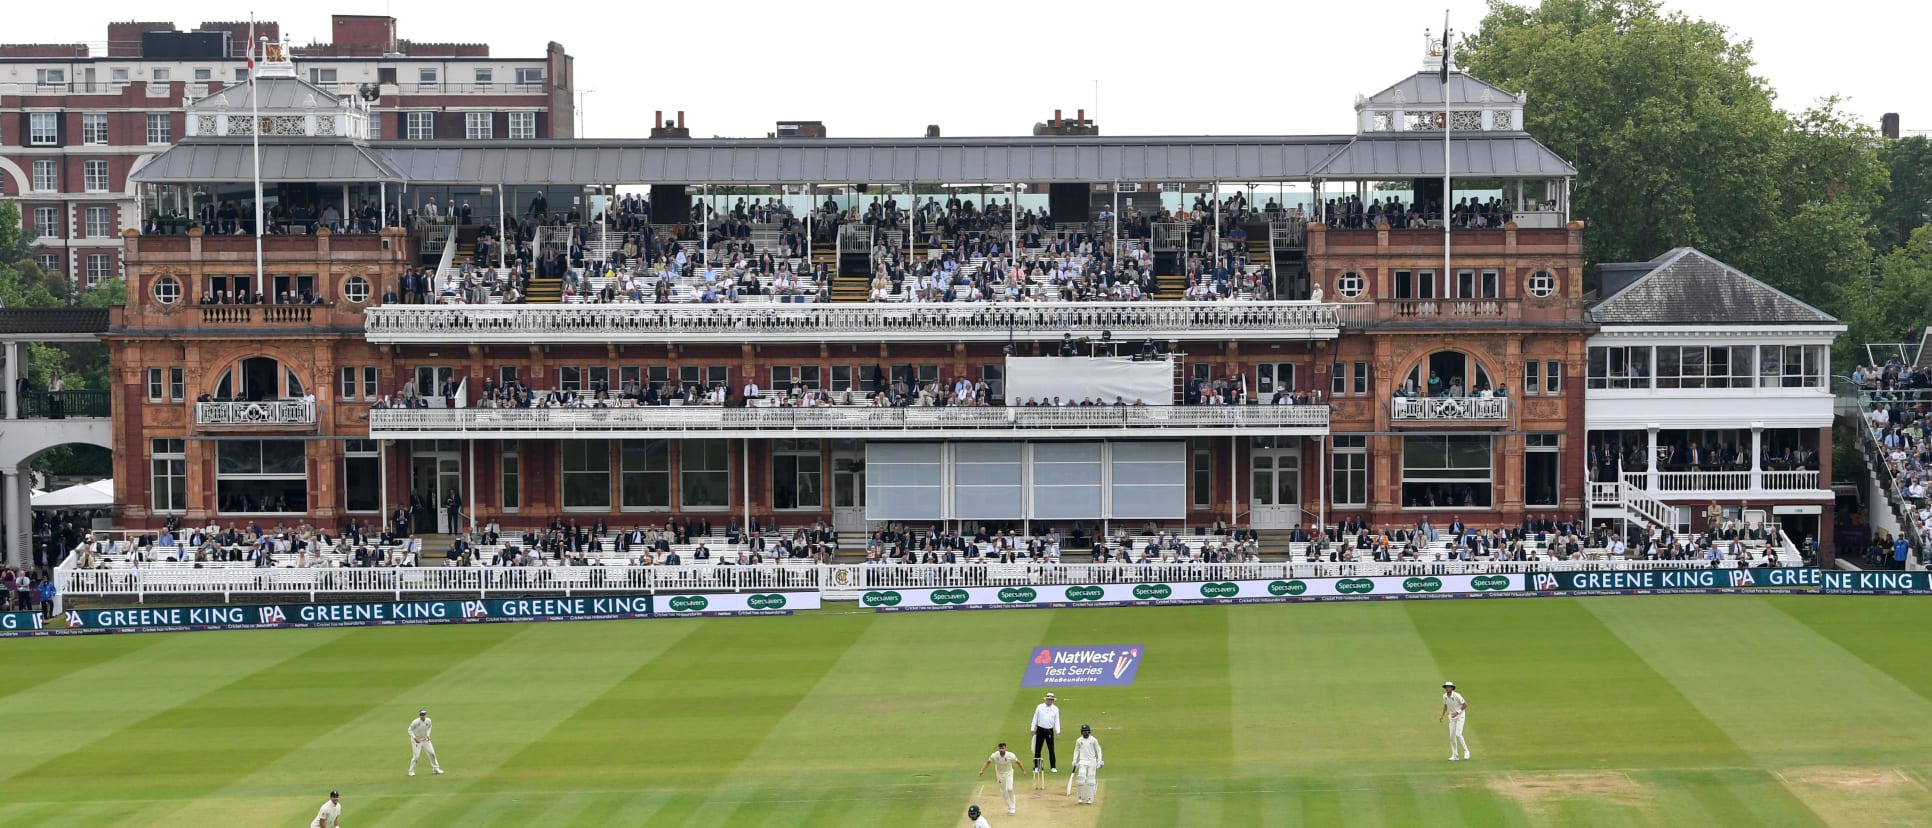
top-left (1645, 426), bottom-right (1659, 492)
top-left (3, 468), bottom-right (21, 568)
top-left (1749, 425), bottom-right (1763, 493)
top-left (3, 340), bottom-right (17, 420)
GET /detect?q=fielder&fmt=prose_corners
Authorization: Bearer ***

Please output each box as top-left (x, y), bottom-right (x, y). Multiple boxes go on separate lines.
top-left (408, 709), bottom-right (444, 776)
top-left (1030, 692), bottom-right (1061, 773)
top-left (1071, 723), bottom-right (1104, 804)
top-left (978, 741), bottom-right (1022, 815)
top-left (1439, 681), bottom-right (1471, 760)
top-left (966, 803), bottom-right (992, 827)
top-left (310, 790), bottom-right (341, 828)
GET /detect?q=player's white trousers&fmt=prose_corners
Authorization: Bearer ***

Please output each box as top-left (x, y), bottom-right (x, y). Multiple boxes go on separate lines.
top-left (1075, 763), bottom-right (1099, 801)
top-left (997, 773), bottom-right (1015, 812)
top-left (411, 739), bottom-right (442, 773)
top-left (1448, 716), bottom-right (1469, 757)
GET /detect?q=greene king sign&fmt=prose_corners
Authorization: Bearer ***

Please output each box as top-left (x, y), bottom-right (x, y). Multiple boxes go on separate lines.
top-left (1022, 644), bottom-right (1145, 687)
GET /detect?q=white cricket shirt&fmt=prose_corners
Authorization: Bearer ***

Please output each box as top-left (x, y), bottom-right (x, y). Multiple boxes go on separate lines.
top-left (312, 799), bottom-right (341, 827)
top-left (988, 750), bottom-right (1020, 779)
top-left (1444, 691), bottom-right (1467, 718)
top-left (409, 716), bottom-right (433, 740)
top-left (1073, 735), bottom-right (1104, 767)
top-left (1031, 702), bottom-right (1061, 732)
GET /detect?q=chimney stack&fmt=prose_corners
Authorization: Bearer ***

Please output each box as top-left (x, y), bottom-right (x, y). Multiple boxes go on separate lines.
top-left (925, 124), bottom-right (941, 138)
top-left (651, 110), bottom-right (691, 139)
top-left (1034, 108), bottom-right (1100, 137)
top-left (677, 111), bottom-right (685, 128)
top-left (655, 111), bottom-right (663, 128)
top-left (1077, 109), bottom-right (1085, 126)
top-left (1054, 109), bottom-right (1062, 127)
top-left (1882, 112), bottom-right (1901, 140)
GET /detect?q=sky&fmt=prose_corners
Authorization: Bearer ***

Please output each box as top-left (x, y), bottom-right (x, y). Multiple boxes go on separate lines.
top-left (7, 0), bottom-right (1918, 140)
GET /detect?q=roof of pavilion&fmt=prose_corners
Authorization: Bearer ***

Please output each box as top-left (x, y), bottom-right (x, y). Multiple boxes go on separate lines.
top-left (132, 132), bottom-right (1575, 187)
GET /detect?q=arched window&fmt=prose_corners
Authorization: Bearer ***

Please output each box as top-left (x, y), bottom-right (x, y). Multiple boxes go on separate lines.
top-left (212, 356), bottom-right (304, 402)
top-left (1400, 351), bottom-right (1494, 398)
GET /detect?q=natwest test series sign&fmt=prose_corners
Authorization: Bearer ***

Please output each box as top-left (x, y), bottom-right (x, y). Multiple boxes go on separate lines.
top-left (1023, 644), bottom-right (1145, 687)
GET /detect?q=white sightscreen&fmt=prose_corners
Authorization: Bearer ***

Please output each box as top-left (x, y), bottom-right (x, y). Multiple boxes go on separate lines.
top-left (1109, 441), bottom-right (1186, 519)
top-left (953, 442), bottom-right (1024, 519)
top-left (1030, 442), bottom-right (1103, 519)
top-left (865, 442), bottom-right (943, 520)
top-left (1004, 356), bottom-right (1171, 406)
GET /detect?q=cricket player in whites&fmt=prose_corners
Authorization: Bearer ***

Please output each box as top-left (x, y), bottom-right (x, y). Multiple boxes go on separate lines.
top-left (408, 709), bottom-right (443, 776)
top-left (978, 741), bottom-right (1022, 815)
top-left (1439, 681), bottom-right (1471, 760)
top-left (310, 790), bottom-right (341, 828)
top-left (1071, 723), bottom-right (1104, 804)
top-left (966, 804), bottom-right (992, 827)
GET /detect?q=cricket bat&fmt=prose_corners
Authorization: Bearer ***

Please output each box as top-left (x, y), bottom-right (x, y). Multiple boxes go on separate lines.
top-left (1067, 770), bottom-right (1075, 796)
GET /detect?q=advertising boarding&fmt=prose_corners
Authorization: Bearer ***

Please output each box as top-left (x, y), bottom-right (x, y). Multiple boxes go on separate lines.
top-left (862, 573), bottom-right (1522, 611)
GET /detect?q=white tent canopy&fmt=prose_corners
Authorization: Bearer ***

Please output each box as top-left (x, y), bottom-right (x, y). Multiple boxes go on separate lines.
top-left (32, 478), bottom-right (114, 510)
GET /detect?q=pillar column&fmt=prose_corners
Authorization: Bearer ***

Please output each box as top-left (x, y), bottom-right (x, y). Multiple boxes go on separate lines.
top-left (1645, 426), bottom-right (1659, 492)
top-left (3, 469), bottom-right (21, 569)
top-left (1749, 424), bottom-right (1763, 492)
top-left (3, 340), bottom-right (17, 420)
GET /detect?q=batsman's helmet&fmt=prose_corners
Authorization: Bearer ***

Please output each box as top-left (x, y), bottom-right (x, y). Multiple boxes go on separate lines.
top-left (967, 804), bottom-right (981, 817)
top-left (1081, 723), bottom-right (1092, 733)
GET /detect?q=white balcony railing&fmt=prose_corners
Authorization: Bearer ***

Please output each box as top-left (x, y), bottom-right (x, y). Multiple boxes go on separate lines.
top-left (1622, 470), bottom-right (1822, 495)
top-left (195, 400), bottom-right (317, 428)
top-left (368, 403), bottom-right (1330, 437)
top-left (362, 301), bottom-right (1345, 344)
top-left (1390, 396), bottom-right (1509, 421)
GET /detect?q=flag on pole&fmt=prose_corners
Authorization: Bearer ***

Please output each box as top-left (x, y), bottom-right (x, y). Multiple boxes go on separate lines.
top-left (1439, 25), bottom-right (1451, 85)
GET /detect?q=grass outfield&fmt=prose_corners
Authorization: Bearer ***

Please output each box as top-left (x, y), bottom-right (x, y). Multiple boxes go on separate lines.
top-left (7, 596), bottom-right (1932, 827)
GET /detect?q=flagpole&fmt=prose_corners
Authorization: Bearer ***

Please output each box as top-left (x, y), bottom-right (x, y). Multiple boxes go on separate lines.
top-left (1441, 12), bottom-right (1452, 288)
top-left (250, 24), bottom-right (265, 292)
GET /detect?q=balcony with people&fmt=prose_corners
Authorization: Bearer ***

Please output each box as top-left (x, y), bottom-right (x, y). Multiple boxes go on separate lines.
top-left (1389, 351), bottom-right (1512, 424)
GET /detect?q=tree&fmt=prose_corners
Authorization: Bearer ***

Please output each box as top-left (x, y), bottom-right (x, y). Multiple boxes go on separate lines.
top-left (1877, 136), bottom-right (1932, 253)
top-left (1835, 224), bottom-right (1932, 367)
top-left (0, 202), bottom-right (113, 478)
top-left (1462, 0), bottom-right (1893, 337)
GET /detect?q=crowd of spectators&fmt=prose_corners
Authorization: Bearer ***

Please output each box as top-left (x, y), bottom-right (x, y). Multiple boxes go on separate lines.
top-left (1858, 359), bottom-right (1932, 565)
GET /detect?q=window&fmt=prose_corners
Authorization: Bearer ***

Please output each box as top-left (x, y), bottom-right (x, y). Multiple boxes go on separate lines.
top-left (1528, 269), bottom-right (1555, 297)
top-left (151, 275), bottom-right (182, 305)
top-left (35, 254), bottom-right (60, 276)
top-left (363, 367), bottom-right (379, 400)
top-left (1353, 362), bottom-right (1369, 395)
top-left (340, 366), bottom-right (358, 400)
top-left (1331, 361), bottom-right (1346, 395)
top-left (1401, 435), bottom-right (1493, 508)
top-left (1546, 361), bottom-right (1561, 394)
top-left (515, 67), bottom-right (544, 85)
top-left (148, 367), bottom-right (166, 402)
top-left (418, 68), bottom-right (439, 84)
top-left (36, 68), bottom-right (65, 86)
top-left (831, 365), bottom-right (853, 393)
top-left (1192, 442), bottom-right (1212, 509)
top-left (770, 365), bottom-right (792, 392)
top-left (32, 160), bottom-right (56, 192)
top-left (1256, 362), bottom-right (1296, 398)
top-left (1524, 360), bottom-right (1540, 395)
top-left (83, 160), bottom-right (109, 193)
top-left (509, 111), bottom-right (536, 140)
top-left (151, 439), bottom-right (186, 513)
top-left (1761, 344), bottom-right (1828, 390)
top-left (406, 111), bottom-right (434, 140)
top-left (342, 439), bottom-right (380, 513)
top-left (367, 114), bottom-right (382, 140)
top-left (464, 112), bottom-right (493, 140)
top-left (33, 207), bottom-right (59, 239)
top-left (146, 113), bottom-right (171, 145)
top-left (562, 440), bottom-right (611, 510)
top-left (680, 439), bottom-right (730, 508)
top-left (1524, 434), bottom-right (1560, 507)
top-left (234, 68), bottom-right (250, 83)
top-left (81, 113), bottom-right (108, 145)
top-left (111, 68), bottom-right (129, 83)
top-left (1587, 346), bottom-right (1651, 389)
top-left (620, 440), bottom-right (670, 510)
top-left (1332, 435), bottom-right (1368, 508)
top-left (343, 275), bottom-right (371, 303)
top-left (774, 439), bottom-right (822, 509)
top-left (29, 113), bottom-right (58, 146)
top-left (193, 67), bottom-right (212, 81)
top-left (1455, 269), bottom-right (1476, 299)
top-left (499, 366), bottom-right (520, 388)
top-left (215, 439), bottom-right (309, 513)
top-left (1656, 346), bottom-right (1754, 389)
top-left (500, 444), bottom-right (521, 512)
top-left (86, 254), bottom-right (112, 284)
top-left (309, 68), bottom-right (338, 84)
top-left (473, 68), bottom-right (493, 85)
top-left (1335, 271), bottom-right (1364, 298)
top-left (1481, 269), bottom-right (1500, 299)
top-left (85, 206), bottom-right (111, 237)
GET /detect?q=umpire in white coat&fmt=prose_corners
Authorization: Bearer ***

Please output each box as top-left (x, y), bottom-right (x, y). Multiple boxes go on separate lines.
top-left (1030, 692), bottom-right (1062, 772)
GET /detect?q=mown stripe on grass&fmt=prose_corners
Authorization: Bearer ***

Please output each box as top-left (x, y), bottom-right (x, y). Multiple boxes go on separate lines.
top-left (1408, 597), bottom-right (1750, 770)
top-left (1768, 595), bottom-right (1932, 708)
top-left (153, 618), bottom-right (702, 827)
top-left (2, 623), bottom-right (509, 816)
top-left (0, 632), bottom-right (171, 701)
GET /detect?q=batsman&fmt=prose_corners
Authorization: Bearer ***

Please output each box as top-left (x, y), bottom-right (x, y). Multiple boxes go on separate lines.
top-left (1071, 723), bottom-right (1104, 805)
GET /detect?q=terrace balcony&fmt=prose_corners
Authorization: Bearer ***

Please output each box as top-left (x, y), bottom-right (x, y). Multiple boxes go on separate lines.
top-left (195, 399), bottom-right (318, 430)
top-left (1390, 396), bottom-right (1509, 423)
top-left (365, 403), bottom-right (1330, 441)
top-left (361, 300), bottom-right (1344, 345)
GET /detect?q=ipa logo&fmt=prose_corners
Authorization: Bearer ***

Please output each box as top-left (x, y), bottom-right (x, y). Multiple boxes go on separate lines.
top-left (1336, 578), bottom-right (1376, 594)
top-left (1064, 586), bottom-right (1106, 602)
top-left (666, 595), bottom-right (710, 612)
top-left (1403, 576), bottom-right (1444, 593)
top-left (930, 589), bottom-right (970, 605)
top-left (1132, 584), bottom-right (1173, 600)
top-left (1268, 579), bottom-right (1308, 596)
top-left (1199, 582), bottom-right (1239, 599)
top-left (258, 606), bottom-right (288, 624)
top-left (861, 590), bottom-right (903, 607)
top-left (998, 587), bottom-right (1039, 603)
top-left (747, 594), bottom-right (787, 610)
top-left (1472, 575), bottom-right (1511, 591)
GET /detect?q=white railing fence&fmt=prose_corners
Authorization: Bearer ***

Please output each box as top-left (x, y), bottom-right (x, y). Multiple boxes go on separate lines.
top-left (368, 404), bottom-right (1331, 434)
top-left (1390, 396), bottom-right (1509, 421)
top-left (194, 399), bottom-right (318, 426)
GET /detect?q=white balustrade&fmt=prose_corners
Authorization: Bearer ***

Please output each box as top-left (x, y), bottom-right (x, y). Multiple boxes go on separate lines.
top-left (367, 404), bottom-right (1330, 436)
top-left (194, 399), bottom-right (317, 427)
top-left (1390, 396), bottom-right (1509, 421)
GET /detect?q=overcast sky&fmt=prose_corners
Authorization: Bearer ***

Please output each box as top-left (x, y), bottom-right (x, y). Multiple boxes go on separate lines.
top-left (11, 0), bottom-right (1917, 139)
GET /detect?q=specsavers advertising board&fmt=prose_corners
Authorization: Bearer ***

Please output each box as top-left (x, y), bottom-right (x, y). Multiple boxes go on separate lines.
top-left (861, 573), bottom-right (1521, 611)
